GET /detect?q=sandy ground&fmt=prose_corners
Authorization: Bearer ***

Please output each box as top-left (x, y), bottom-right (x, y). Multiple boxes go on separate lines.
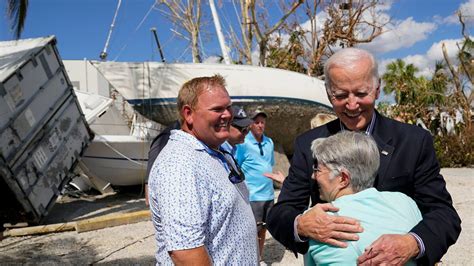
top-left (0, 168), bottom-right (472, 265)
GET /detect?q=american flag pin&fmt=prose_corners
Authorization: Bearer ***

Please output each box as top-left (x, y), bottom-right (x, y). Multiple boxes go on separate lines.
top-left (381, 150), bottom-right (389, 155)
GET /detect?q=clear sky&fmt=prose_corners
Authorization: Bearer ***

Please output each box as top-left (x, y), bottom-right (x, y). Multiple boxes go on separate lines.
top-left (0, 0), bottom-right (472, 79)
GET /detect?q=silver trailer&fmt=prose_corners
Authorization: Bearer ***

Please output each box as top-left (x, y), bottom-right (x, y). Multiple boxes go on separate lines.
top-left (0, 36), bottom-right (92, 224)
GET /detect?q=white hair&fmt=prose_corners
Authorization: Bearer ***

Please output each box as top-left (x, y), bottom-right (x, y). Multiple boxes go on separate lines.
top-left (324, 48), bottom-right (380, 94)
top-left (311, 131), bottom-right (380, 192)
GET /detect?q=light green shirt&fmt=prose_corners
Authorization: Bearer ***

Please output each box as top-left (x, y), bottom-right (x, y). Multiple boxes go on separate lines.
top-left (305, 188), bottom-right (422, 266)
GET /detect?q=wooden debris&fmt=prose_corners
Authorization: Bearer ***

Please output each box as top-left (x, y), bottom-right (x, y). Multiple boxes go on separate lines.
top-left (2, 210), bottom-right (151, 237)
top-left (75, 210), bottom-right (150, 233)
top-left (3, 222), bottom-right (76, 237)
top-left (3, 222), bottom-right (29, 229)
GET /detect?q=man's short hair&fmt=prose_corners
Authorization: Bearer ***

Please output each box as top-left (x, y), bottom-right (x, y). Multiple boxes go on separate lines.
top-left (324, 48), bottom-right (379, 94)
top-left (177, 75), bottom-right (227, 122)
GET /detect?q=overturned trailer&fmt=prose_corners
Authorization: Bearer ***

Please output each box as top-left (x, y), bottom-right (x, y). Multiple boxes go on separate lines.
top-left (0, 36), bottom-right (92, 225)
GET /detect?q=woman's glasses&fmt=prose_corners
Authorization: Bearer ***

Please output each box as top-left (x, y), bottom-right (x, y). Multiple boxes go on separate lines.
top-left (312, 160), bottom-right (320, 172)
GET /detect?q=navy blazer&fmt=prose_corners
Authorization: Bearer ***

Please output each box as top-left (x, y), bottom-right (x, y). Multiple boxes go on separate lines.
top-left (267, 112), bottom-right (461, 265)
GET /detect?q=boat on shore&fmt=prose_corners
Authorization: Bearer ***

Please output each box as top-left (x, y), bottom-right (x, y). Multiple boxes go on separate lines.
top-left (92, 62), bottom-right (332, 155)
top-left (74, 90), bottom-right (155, 187)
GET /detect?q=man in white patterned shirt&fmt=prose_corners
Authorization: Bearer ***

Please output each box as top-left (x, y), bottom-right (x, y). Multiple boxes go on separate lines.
top-left (148, 75), bottom-right (258, 265)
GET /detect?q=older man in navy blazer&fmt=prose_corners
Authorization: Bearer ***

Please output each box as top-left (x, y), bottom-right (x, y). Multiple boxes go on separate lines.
top-left (266, 48), bottom-right (461, 265)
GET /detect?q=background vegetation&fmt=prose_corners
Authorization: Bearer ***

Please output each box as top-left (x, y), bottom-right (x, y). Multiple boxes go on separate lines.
top-left (377, 13), bottom-right (473, 167)
top-left (6, 0), bottom-right (472, 166)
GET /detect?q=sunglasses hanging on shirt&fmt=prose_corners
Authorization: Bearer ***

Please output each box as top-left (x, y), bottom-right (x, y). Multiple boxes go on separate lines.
top-left (220, 150), bottom-right (246, 184)
top-left (201, 142), bottom-right (246, 184)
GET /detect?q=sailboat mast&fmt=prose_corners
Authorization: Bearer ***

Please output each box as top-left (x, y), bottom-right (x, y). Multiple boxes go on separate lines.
top-left (208, 0), bottom-right (231, 64)
top-left (100, 0), bottom-right (122, 61)
top-left (151, 28), bottom-right (166, 63)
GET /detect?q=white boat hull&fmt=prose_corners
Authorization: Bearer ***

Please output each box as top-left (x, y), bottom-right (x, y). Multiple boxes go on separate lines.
top-left (81, 135), bottom-right (150, 186)
top-left (92, 62), bottom-right (333, 154)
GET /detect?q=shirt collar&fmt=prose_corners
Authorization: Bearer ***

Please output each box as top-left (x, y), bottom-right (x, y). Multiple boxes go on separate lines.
top-left (339, 112), bottom-right (377, 135)
top-left (170, 129), bottom-right (208, 151)
top-left (246, 131), bottom-right (267, 144)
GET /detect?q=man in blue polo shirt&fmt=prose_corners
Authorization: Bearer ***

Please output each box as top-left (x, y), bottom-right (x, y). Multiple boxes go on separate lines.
top-left (235, 109), bottom-right (275, 261)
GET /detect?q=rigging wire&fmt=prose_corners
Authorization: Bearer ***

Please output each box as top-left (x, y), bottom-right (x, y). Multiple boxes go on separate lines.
top-left (176, 45), bottom-right (191, 62)
top-left (113, 1), bottom-right (158, 61)
top-left (221, 1), bottom-right (243, 57)
top-left (163, 31), bottom-right (178, 48)
top-left (230, 0), bottom-right (246, 51)
top-left (199, 29), bottom-right (207, 60)
top-left (231, 0), bottom-right (241, 30)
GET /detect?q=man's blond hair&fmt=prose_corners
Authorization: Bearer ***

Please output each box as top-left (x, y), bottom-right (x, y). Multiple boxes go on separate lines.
top-left (177, 75), bottom-right (227, 123)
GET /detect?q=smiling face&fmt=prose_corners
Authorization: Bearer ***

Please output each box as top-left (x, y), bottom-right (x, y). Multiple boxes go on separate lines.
top-left (184, 86), bottom-right (232, 149)
top-left (327, 57), bottom-right (380, 131)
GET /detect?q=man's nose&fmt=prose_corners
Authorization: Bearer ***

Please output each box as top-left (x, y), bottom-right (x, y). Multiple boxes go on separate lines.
top-left (345, 95), bottom-right (359, 109)
top-left (223, 107), bottom-right (232, 118)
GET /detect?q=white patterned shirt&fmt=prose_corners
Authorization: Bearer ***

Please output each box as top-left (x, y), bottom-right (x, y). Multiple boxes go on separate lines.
top-left (148, 130), bottom-right (258, 265)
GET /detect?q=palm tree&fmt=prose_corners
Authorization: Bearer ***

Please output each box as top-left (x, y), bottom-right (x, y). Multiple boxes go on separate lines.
top-left (457, 38), bottom-right (474, 84)
top-left (427, 61), bottom-right (448, 105)
top-left (382, 59), bottom-right (419, 104)
top-left (6, 0), bottom-right (29, 39)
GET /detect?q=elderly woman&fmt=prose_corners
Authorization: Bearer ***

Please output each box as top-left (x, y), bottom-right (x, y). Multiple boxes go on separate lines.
top-left (305, 131), bottom-right (422, 266)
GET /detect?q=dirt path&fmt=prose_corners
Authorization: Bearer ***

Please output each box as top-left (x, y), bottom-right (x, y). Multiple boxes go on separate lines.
top-left (0, 168), bottom-right (471, 265)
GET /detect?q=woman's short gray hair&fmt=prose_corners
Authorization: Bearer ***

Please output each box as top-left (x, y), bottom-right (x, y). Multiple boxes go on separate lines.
top-left (323, 48), bottom-right (379, 94)
top-left (311, 131), bottom-right (380, 193)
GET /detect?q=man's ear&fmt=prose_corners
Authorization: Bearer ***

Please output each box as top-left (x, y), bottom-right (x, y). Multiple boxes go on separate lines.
top-left (324, 84), bottom-right (332, 103)
top-left (182, 105), bottom-right (193, 125)
top-left (374, 78), bottom-right (381, 99)
top-left (339, 169), bottom-right (351, 189)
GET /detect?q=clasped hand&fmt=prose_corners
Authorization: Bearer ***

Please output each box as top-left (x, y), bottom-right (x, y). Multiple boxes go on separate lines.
top-left (297, 203), bottom-right (362, 247)
top-left (357, 234), bottom-right (419, 265)
top-left (297, 204), bottom-right (419, 265)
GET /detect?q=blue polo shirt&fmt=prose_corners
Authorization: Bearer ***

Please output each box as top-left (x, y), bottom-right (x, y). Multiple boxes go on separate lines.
top-left (235, 132), bottom-right (275, 201)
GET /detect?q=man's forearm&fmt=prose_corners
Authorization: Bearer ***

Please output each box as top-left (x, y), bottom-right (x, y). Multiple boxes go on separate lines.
top-left (169, 246), bottom-right (211, 266)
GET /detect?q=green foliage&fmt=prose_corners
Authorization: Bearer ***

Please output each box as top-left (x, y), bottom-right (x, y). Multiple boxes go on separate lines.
top-left (266, 31), bottom-right (307, 73)
top-left (379, 102), bottom-right (474, 167)
top-left (382, 59), bottom-right (419, 104)
top-left (379, 55), bottom-right (473, 167)
top-left (458, 38), bottom-right (473, 79)
top-left (434, 127), bottom-right (474, 167)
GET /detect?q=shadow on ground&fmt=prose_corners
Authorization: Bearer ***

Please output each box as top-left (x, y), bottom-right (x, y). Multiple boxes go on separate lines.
top-left (262, 237), bottom-right (287, 264)
top-left (0, 234), bottom-right (156, 265)
top-left (95, 256), bottom-right (155, 265)
top-left (0, 236), bottom-right (97, 264)
top-left (43, 185), bottom-right (148, 224)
